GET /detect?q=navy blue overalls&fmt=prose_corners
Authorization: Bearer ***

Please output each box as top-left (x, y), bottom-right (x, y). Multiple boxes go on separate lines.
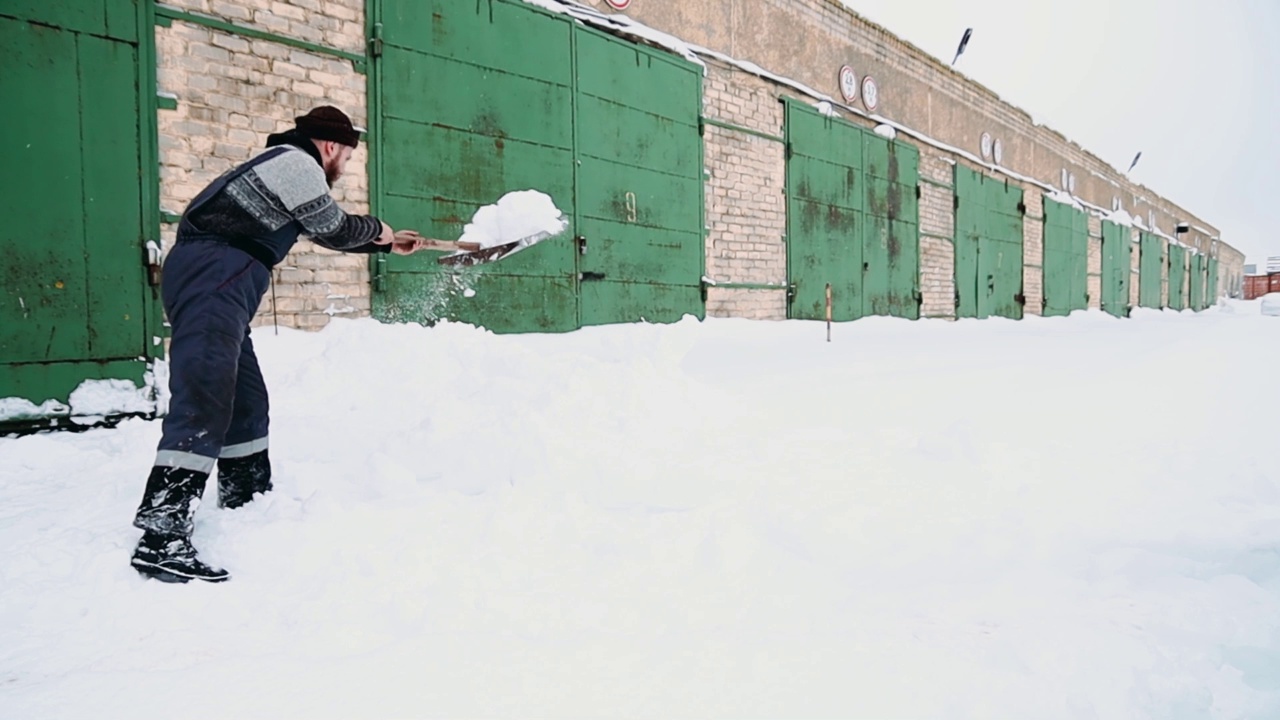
top-left (135, 147), bottom-right (302, 536)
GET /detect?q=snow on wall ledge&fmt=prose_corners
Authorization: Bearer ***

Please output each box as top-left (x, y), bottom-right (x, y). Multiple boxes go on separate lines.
top-left (1, 368), bottom-right (166, 424)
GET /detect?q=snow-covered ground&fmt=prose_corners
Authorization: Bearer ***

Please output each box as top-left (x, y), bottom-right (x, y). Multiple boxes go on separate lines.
top-left (3, 302), bottom-right (1279, 719)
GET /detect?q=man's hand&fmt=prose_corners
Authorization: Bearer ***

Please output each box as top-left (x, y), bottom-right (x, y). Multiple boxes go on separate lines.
top-left (390, 229), bottom-right (482, 255)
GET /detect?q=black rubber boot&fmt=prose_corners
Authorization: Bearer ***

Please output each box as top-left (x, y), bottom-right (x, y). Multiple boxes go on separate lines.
top-left (134, 465), bottom-right (211, 537)
top-left (217, 449), bottom-right (272, 509)
top-left (131, 531), bottom-right (229, 583)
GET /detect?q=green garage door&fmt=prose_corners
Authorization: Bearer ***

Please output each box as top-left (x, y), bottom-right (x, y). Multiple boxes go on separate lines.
top-left (1138, 232), bottom-right (1164, 309)
top-left (0, 1), bottom-right (160, 430)
top-left (954, 166), bottom-right (1024, 319)
top-left (575, 30), bottom-right (704, 326)
top-left (1207, 257), bottom-right (1219, 306)
top-left (370, 0), bottom-right (703, 332)
top-left (1100, 220), bottom-right (1131, 317)
top-left (784, 100), bottom-right (920, 321)
top-left (1042, 198), bottom-right (1088, 316)
top-left (1167, 244), bottom-right (1186, 311)
top-left (1189, 252), bottom-right (1205, 311)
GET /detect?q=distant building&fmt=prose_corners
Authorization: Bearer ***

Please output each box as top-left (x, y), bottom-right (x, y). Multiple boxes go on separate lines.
top-left (1245, 264), bottom-right (1257, 275)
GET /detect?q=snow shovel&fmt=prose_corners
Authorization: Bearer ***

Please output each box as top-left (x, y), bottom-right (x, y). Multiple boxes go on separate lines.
top-left (436, 229), bottom-right (558, 268)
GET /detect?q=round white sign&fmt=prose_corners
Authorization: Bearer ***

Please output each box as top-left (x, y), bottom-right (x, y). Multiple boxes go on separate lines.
top-left (980, 132), bottom-right (993, 160)
top-left (604, 0), bottom-right (631, 8)
top-left (838, 66), bottom-right (858, 103)
top-left (861, 75), bottom-right (879, 111)
top-left (993, 138), bottom-right (1004, 165)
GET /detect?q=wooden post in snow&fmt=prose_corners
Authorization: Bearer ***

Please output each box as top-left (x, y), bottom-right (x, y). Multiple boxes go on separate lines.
top-left (825, 283), bottom-right (832, 342)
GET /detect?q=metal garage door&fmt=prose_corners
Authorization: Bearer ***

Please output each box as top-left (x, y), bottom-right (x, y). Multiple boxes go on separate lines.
top-left (1167, 244), bottom-right (1186, 310)
top-left (1138, 232), bottom-right (1164, 309)
top-left (1042, 198), bottom-right (1088, 317)
top-left (784, 100), bottom-right (920, 321)
top-left (1189, 252), bottom-right (1206, 311)
top-left (0, 0), bottom-right (161, 431)
top-left (1100, 220), bottom-right (1131, 318)
top-left (954, 166), bottom-right (1024, 319)
top-left (370, 0), bottom-right (703, 333)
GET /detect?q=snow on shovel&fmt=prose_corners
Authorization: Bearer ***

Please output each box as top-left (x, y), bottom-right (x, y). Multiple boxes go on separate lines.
top-left (437, 229), bottom-right (557, 268)
top-left (436, 190), bottom-right (569, 268)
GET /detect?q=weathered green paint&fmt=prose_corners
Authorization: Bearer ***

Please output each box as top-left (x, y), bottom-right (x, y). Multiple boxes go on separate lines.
top-left (954, 165), bottom-right (1024, 319)
top-left (1189, 252), bottom-right (1205, 311)
top-left (1207, 257), bottom-right (1219, 305)
top-left (784, 100), bottom-right (919, 321)
top-left (1, 1), bottom-right (158, 423)
top-left (1167, 244), bottom-right (1186, 311)
top-left (1138, 232), bottom-right (1164, 309)
top-left (378, 271), bottom-right (579, 333)
top-left (1, 0), bottom-right (137, 41)
top-left (785, 102), bottom-right (863, 321)
top-left (371, 0), bottom-right (704, 332)
top-left (574, 26), bottom-right (704, 327)
top-left (863, 133), bottom-right (921, 319)
top-left (1100, 220), bottom-right (1131, 317)
top-left (1042, 199), bottom-right (1089, 316)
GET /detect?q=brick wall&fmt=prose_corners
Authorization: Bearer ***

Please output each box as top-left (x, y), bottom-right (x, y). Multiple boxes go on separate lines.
top-left (155, 0), bottom-right (1245, 332)
top-left (702, 61), bottom-right (789, 319)
top-left (575, 0), bottom-right (1243, 289)
top-left (918, 154), bottom-right (955, 319)
top-left (1022, 186), bottom-right (1044, 317)
top-left (155, 0), bottom-right (369, 330)
top-left (1086, 216), bottom-right (1102, 310)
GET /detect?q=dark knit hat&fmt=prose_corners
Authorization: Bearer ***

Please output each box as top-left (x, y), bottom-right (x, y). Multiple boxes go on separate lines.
top-left (294, 106), bottom-right (361, 148)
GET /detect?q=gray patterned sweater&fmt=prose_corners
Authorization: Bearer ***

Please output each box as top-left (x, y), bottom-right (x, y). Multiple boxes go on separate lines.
top-left (184, 133), bottom-right (384, 266)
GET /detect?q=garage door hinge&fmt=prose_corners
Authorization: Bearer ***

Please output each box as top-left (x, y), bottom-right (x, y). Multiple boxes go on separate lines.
top-left (369, 22), bottom-right (383, 57)
top-left (954, 291), bottom-right (960, 309)
top-left (144, 241), bottom-right (162, 287)
top-left (1017, 201), bottom-right (1027, 215)
top-left (916, 185), bottom-right (922, 200)
top-left (953, 195), bottom-right (960, 211)
top-left (1014, 293), bottom-right (1026, 305)
top-left (786, 284), bottom-right (797, 303)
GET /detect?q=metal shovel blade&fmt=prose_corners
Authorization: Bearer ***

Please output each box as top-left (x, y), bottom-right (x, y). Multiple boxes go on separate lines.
top-left (436, 230), bottom-right (556, 268)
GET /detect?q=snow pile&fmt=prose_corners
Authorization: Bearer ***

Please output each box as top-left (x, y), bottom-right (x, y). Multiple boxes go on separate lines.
top-left (67, 379), bottom-right (154, 417)
top-left (1262, 292), bottom-right (1280, 316)
top-left (456, 189), bottom-right (568, 250)
top-left (2, 310), bottom-right (1279, 718)
top-left (1046, 188), bottom-right (1085, 210)
top-left (814, 100), bottom-right (839, 117)
top-left (520, 0), bottom-right (703, 67)
top-left (0, 397), bottom-right (67, 423)
top-left (1105, 208), bottom-right (1136, 227)
top-left (2, 375), bottom-right (160, 423)
top-left (874, 123), bottom-right (897, 139)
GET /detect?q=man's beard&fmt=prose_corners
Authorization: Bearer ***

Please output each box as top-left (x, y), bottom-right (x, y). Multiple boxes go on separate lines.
top-left (323, 158), bottom-right (341, 187)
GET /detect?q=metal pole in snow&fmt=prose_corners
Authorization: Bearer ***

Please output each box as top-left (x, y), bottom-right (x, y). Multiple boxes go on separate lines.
top-left (825, 283), bottom-right (832, 342)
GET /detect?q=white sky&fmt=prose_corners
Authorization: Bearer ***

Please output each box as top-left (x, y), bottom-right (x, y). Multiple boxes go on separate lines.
top-left (842, 0), bottom-right (1279, 265)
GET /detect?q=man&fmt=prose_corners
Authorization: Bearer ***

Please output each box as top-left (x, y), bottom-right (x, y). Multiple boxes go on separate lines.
top-left (131, 106), bottom-right (472, 583)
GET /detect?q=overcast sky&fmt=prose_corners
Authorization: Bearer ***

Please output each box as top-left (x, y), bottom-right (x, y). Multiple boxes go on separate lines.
top-left (842, 0), bottom-right (1278, 265)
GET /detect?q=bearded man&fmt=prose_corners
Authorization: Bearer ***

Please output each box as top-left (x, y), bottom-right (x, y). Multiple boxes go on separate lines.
top-left (130, 107), bottom-right (438, 583)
